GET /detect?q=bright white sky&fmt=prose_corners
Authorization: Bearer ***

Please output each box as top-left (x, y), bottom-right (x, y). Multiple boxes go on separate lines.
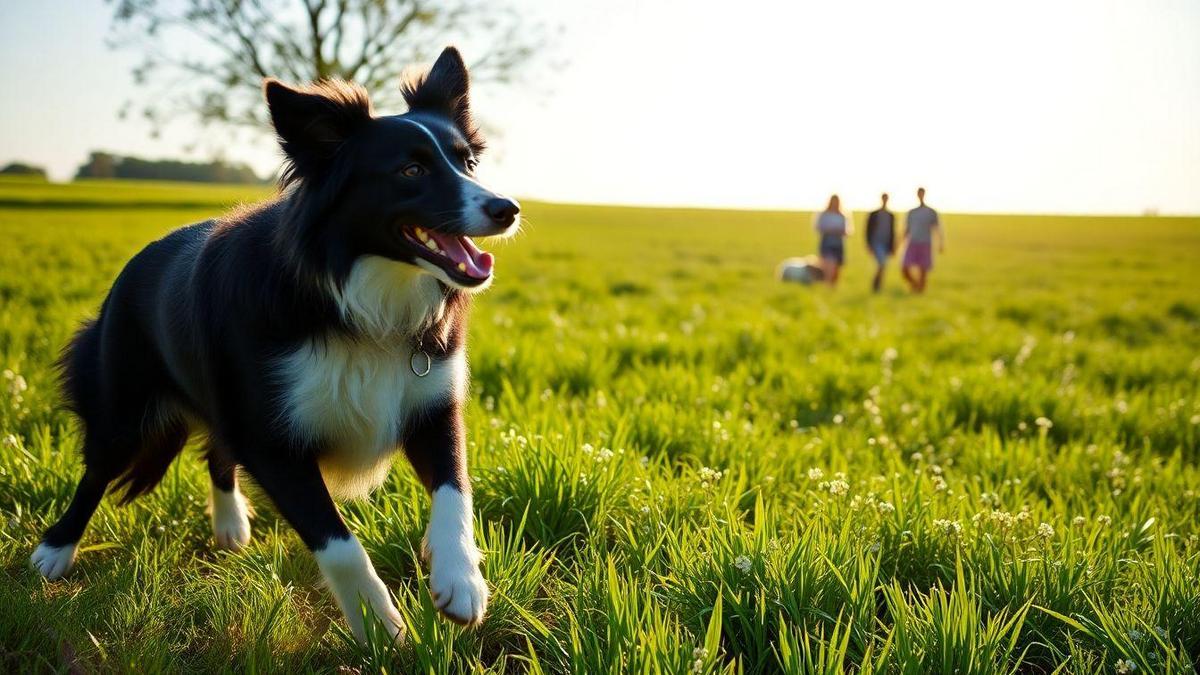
top-left (1, 0), bottom-right (1197, 214)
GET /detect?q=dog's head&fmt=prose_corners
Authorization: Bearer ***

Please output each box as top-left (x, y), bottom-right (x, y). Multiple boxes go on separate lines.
top-left (265, 47), bottom-right (518, 292)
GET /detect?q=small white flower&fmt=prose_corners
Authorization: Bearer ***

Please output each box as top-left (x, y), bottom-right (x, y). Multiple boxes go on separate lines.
top-left (1097, 515), bottom-right (1112, 527)
top-left (1072, 516), bottom-right (1087, 528)
top-left (733, 555), bottom-right (753, 573)
top-left (1115, 658), bottom-right (1137, 673)
top-left (1035, 416), bottom-right (1053, 429)
top-left (1, 433), bottom-right (18, 450)
top-left (933, 519), bottom-right (962, 537)
top-left (807, 467), bottom-right (824, 481)
top-left (1128, 629), bottom-right (1143, 641)
top-left (692, 647), bottom-right (708, 659)
top-left (876, 501), bottom-right (895, 514)
top-left (827, 480), bottom-right (849, 496)
top-left (1154, 626), bottom-right (1168, 640)
top-left (1037, 523), bottom-right (1055, 539)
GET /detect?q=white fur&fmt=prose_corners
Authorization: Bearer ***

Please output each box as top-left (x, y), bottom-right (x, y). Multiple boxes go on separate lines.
top-left (424, 486), bottom-right (488, 625)
top-left (211, 486), bottom-right (252, 551)
top-left (279, 256), bottom-right (467, 500)
top-left (314, 536), bottom-right (404, 642)
top-left (279, 337), bottom-right (465, 500)
top-left (31, 542), bottom-right (77, 580)
top-left (332, 255), bottom-right (447, 342)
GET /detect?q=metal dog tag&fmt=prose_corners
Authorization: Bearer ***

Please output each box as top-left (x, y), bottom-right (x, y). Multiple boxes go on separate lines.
top-left (410, 350), bottom-right (432, 377)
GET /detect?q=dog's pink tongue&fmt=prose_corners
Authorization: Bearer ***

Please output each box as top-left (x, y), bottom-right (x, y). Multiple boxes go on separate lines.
top-left (427, 231), bottom-right (493, 279)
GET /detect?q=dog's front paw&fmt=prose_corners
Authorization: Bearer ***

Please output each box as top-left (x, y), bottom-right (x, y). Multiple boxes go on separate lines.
top-left (360, 599), bottom-right (406, 644)
top-left (429, 554), bottom-right (488, 626)
top-left (31, 542), bottom-right (77, 580)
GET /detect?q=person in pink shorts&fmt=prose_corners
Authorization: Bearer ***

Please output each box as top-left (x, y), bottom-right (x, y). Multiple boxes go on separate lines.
top-left (901, 187), bottom-right (945, 293)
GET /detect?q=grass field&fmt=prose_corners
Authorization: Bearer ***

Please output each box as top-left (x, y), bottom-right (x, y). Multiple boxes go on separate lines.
top-left (1, 177), bottom-right (1198, 673)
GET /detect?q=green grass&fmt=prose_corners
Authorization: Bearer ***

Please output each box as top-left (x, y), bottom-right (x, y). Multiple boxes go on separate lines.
top-left (1, 179), bottom-right (1198, 673)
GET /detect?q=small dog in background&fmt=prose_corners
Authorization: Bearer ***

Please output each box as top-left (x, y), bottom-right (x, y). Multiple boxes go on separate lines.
top-left (31, 46), bottom-right (518, 641)
top-left (777, 255), bottom-right (826, 284)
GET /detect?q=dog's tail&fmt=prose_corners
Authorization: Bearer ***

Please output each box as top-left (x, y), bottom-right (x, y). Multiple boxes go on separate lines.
top-left (111, 413), bottom-right (190, 504)
top-left (57, 312), bottom-right (190, 504)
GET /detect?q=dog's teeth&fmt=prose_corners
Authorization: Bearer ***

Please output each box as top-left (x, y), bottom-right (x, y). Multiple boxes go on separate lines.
top-left (457, 263), bottom-right (467, 272)
top-left (414, 227), bottom-right (428, 242)
top-left (425, 239), bottom-right (440, 252)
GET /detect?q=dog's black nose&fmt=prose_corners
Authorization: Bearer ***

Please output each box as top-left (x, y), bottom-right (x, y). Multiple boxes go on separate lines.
top-left (483, 197), bottom-right (520, 227)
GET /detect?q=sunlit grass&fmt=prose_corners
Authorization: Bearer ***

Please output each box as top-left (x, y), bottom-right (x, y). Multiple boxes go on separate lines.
top-left (1, 180), bottom-right (1198, 673)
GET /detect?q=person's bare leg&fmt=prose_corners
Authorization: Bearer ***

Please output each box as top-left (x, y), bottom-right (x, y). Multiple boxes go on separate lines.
top-left (916, 267), bottom-right (928, 293)
top-left (902, 266), bottom-right (917, 291)
top-left (872, 265), bottom-right (884, 292)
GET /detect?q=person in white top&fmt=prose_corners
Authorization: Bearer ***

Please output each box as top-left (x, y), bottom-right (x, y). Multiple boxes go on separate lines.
top-left (812, 194), bottom-right (853, 287)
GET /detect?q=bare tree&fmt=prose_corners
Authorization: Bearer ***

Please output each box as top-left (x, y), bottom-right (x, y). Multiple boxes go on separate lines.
top-left (107, 0), bottom-right (551, 140)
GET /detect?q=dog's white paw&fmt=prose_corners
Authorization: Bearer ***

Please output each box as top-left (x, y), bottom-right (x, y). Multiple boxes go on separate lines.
top-left (366, 599), bottom-right (406, 643)
top-left (429, 553), bottom-right (489, 626)
top-left (315, 536), bottom-right (405, 644)
top-left (344, 592), bottom-right (406, 644)
top-left (31, 542), bottom-right (77, 580)
top-left (425, 486), bottom-right (488, 626)
top-left (211, 488), bottom-right (251, 551)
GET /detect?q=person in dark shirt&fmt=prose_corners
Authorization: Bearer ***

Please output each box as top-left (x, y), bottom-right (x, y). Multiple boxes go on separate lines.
top-left (865, 193), bottom-right (895, 292)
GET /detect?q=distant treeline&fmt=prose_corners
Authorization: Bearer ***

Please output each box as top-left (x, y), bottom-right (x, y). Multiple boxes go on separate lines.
top-left (0, 162), bottom-right (47, 178)
top-left (75, 152), bottom-right (267, 184)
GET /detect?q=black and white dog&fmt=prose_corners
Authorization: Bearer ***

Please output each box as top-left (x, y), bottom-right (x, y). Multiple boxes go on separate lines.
top-left (30, 46), bottom-right (517, 641)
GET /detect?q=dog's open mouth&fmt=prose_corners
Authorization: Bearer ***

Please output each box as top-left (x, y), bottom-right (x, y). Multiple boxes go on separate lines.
top-left (399, 225), bottom-right (494, 285)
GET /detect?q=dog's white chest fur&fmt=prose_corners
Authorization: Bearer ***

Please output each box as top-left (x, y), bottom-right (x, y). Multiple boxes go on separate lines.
top-left (277, 256), bottom-right (465, 499)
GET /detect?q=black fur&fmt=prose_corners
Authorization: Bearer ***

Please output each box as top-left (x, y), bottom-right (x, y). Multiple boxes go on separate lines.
top-left (37, 46), bottom-right (518, 573)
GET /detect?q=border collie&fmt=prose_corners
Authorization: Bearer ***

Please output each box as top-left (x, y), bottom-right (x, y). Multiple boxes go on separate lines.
top-left (30, 46), bottom-right (518, 642)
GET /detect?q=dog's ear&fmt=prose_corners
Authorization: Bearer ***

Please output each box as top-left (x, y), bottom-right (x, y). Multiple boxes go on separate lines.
top-left (401, 46), bottom-right (484, 153)
top-left (264, 78), bottom-right (373, 176)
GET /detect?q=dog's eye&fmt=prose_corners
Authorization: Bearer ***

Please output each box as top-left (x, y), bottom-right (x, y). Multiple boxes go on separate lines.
top-left (400, 163), bottom-right (427, 178)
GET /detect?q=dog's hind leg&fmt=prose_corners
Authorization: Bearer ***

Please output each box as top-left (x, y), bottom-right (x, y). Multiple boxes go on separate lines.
top-left (206, 440), bottom-right (251, 551)
top-left (32, 413), bottom-right (188, 579)
top-left (31, 465), bottom-right (109, 579)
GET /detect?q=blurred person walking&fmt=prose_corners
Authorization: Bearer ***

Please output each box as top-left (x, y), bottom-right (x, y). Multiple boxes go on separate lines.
top-left (901, 187), bottom-right (944, 293)
top-left (813, 194), bottom-right (852, 287)
top-left (865, 193), bottom-right (895, 292)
